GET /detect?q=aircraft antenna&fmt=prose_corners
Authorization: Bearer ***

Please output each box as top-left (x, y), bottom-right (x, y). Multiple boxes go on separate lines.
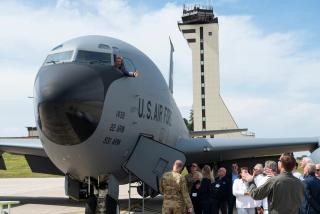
top-left (168, 36), bottom-right (174, 94)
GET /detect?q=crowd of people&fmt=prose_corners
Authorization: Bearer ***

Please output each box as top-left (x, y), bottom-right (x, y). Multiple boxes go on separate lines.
top-left (159, 153), bottom-right (320, 214)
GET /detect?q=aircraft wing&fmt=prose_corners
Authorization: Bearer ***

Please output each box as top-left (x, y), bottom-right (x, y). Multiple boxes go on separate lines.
top-left (176, 137), bottom-right (320, 163)
top-left (0, 138), bottom-right (63, 175)
top-left (0, 138), bottom-right (45, 156)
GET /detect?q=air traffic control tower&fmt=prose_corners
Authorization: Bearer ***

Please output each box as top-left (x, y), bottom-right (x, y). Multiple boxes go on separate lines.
top-left (178, 4), bottom-right (241, 137)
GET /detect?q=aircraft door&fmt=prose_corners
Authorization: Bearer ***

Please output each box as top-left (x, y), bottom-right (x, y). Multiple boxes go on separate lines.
top-left (124, 136), bottom-right (186, 192)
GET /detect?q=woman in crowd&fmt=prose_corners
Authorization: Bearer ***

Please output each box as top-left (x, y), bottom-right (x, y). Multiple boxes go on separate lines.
top-left (199, 165), bottom-right (214, 214)
top-left (232, 167), bottom-right (257, 214)
top-left (190, 171), bottom-right (203, 214)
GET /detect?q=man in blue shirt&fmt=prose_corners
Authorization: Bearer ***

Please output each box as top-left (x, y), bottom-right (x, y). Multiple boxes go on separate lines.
top-left (300, 163), bottom-right (320, 214)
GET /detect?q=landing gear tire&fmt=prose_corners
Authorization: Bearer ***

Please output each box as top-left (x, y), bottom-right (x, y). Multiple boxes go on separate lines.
top-left (85, 195), bottom-right (97, 214)
top-left (85, 195), bottom-right (119, 214)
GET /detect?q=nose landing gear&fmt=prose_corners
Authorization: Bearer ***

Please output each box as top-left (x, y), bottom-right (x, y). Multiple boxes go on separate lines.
top-left (65, 174), bottom-right (119, 214)
top-left (85, 175), bottom-right (120, 214)
top-left (85, 189), bottom-right (119, 214)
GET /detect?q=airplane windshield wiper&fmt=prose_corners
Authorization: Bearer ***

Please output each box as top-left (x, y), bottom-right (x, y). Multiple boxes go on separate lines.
top-left (46, 60), bottom-right (59, 64)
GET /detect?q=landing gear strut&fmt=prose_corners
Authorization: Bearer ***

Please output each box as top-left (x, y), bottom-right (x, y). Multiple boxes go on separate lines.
top-left (85, 189), bottom-right (119, 214)
top-left (85, 175), bottom-right (120, 214)
top-left (65, 174), bottom-right (119, 214)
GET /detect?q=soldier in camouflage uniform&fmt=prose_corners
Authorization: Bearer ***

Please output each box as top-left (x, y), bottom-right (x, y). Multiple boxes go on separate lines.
top-left (160, 160), bottom-right (193, 214)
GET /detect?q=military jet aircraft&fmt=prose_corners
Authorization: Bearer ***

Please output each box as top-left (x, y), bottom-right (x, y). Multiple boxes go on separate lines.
top-left (0, 35), bottom-right (319, 214)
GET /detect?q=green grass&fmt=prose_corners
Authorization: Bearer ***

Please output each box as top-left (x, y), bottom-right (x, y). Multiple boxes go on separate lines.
top-left (181, 167), bottom-right (189, 176)
top-left (0, 153), bottom-right (58, 178)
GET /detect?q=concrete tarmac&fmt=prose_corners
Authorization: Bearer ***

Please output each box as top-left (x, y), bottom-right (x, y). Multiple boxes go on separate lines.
top-left (0, 178), bottom-right (161, 214)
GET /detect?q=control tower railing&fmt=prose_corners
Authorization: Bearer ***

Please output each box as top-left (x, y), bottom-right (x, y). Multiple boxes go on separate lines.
top-left (180, 4), bottom-right (217, 24)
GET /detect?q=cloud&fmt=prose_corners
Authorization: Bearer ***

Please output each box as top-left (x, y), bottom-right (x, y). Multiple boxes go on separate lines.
top-left (216, 0), bottom-right (240, 4)
top-left (0, 0), bottom-right (319, 138)
top-left (224, 95), bottom-right (320, 137)
top-left (219, 16), bottom-right (320, 100)
top-left (218, 16), bottom-right (320, 137)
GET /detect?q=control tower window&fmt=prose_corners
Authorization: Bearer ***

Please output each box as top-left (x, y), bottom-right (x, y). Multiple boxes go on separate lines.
top-left (76, 50), bottom-right (111, 64)
top-left (44, 50), bottom-right (73, 64)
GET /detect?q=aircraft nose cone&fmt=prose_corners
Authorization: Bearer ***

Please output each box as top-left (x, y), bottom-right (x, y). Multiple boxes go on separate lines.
top-left (34, 64), bottom-right (105, 145)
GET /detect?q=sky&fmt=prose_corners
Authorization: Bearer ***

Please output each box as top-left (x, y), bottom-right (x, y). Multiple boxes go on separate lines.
top-left (0, 0), bottom-right (320, 138)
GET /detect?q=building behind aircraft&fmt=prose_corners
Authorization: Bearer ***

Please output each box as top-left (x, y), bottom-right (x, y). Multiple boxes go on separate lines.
top-left (178, 4), bottom-right (250, 137)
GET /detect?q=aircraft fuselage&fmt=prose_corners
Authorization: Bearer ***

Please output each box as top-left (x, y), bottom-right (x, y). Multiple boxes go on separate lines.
top-left (34, 35), bottom-right (189, 183)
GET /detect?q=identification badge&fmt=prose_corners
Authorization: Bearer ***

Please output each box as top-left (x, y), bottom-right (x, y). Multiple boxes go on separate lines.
top-left (192, 193), bottom-right (197, 197)
top-left (215, 184), bottom-right (220, 188)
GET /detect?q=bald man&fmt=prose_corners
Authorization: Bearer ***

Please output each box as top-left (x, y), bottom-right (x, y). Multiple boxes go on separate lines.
top-left (212, 167), bottom-right (231, 214)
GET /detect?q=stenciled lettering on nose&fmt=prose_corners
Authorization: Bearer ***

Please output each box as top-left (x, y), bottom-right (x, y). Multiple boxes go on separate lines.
top-left (138, 97), bottom-right (172, 126)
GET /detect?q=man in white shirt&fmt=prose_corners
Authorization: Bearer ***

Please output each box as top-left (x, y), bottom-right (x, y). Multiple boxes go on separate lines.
top-left (252, 164), bottom-right (264, 213)
top-left (253, 164), bottom-right (265, 186)
top-left (232, 167), bottom-right (257, 214)
top-left (301, 157), bottom-right (313, 178)
top-left (254, 161), bottom-right (278, 214)
top-left (292, 162), bottom-right (303, 180)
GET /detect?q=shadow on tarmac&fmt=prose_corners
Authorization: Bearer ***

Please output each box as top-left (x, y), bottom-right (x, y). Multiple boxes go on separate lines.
top-left (0, 196), bottom-right (162, 213)
top-left (119, 197), bottom-right (162, 213)
top-left (0, 196), bottom-right (84, 207)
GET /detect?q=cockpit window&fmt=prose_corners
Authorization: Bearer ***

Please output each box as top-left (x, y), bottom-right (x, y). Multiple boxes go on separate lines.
top-left (76, 50), bottom-right (112, 64)
top-left (44, 50), bottom-right (73, 64)
top-left (123, 57), bottom-right (136, 73)
top-left (98, 44), bottom-right (110, 50)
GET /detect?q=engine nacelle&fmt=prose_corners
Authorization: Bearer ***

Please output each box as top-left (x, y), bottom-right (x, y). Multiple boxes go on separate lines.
top-left (310, 147), bottom-right (320, 164)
